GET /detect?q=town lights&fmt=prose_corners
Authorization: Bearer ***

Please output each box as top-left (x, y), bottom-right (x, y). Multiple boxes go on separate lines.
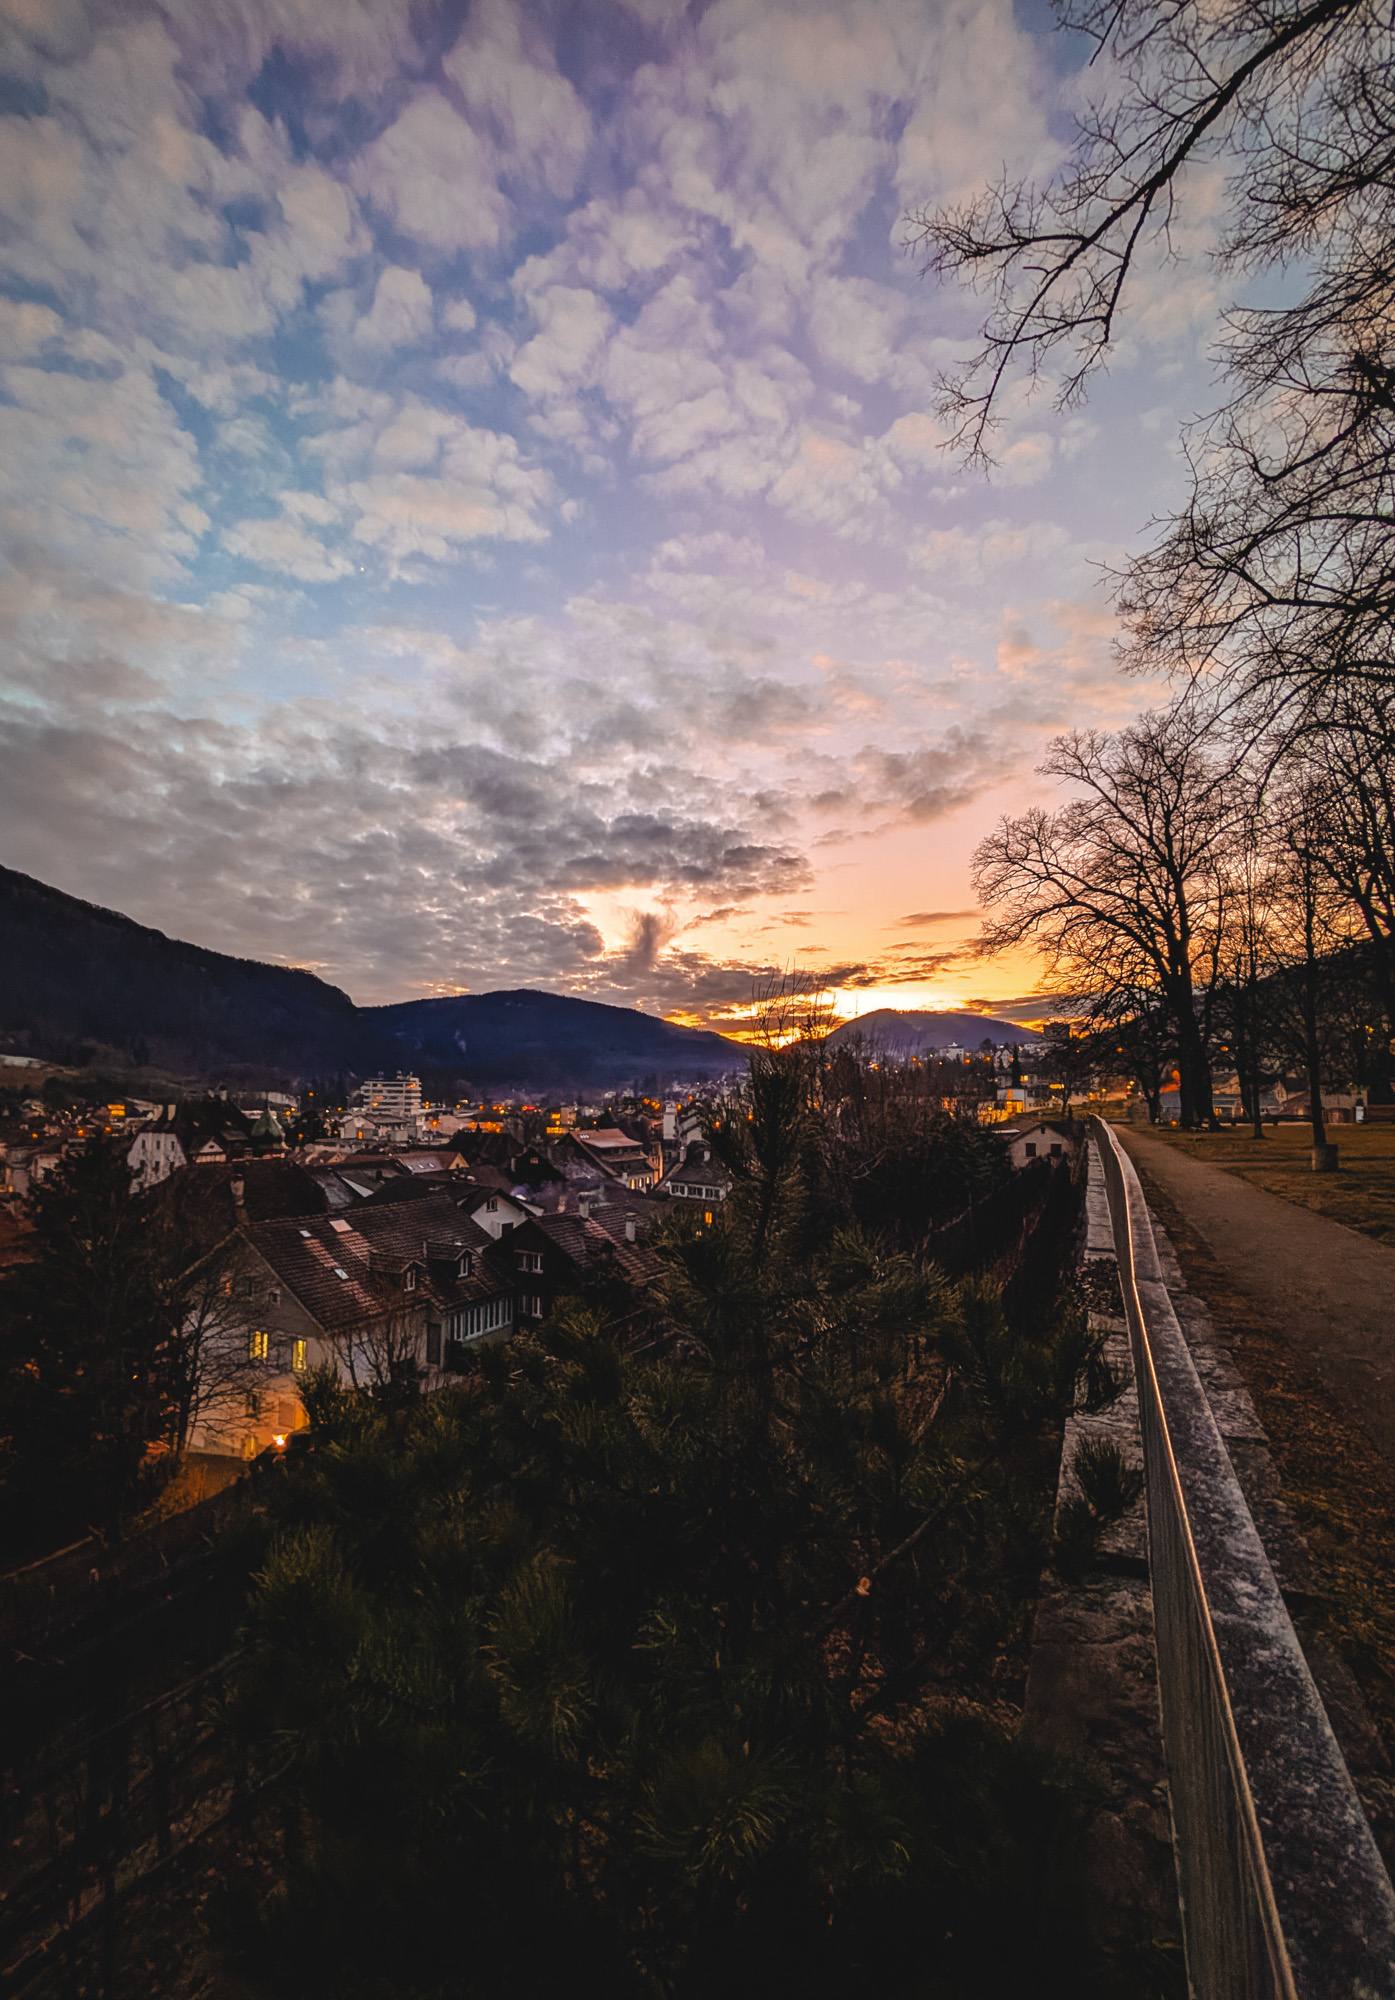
top-left (273, 1434), bottom-right (287, 1449)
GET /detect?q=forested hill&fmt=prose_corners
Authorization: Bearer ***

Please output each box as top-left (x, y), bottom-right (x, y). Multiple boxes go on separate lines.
top-left (365, 989), bottom-right (741, 1091)
top-left (0, 865), bottom-right (365, 1079)
top-left (0, 867), bottom-right (744, 1090)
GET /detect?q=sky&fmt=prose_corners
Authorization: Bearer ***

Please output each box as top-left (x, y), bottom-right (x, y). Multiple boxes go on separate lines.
top-left (0, 0), bottom-right (1223, 1026)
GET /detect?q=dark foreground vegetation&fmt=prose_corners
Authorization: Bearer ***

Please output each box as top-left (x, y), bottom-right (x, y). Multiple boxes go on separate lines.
top-left (208, 1047), bottom-right (1156, 2000)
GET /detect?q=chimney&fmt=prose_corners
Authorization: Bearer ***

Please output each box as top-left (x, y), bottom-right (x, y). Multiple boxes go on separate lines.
top-left (230, 1174), bottom-right (246, 1211)
top-left (557, 1193), bottom-right (566, 1213)
top-left (624, 1212), bottom-right (636, 1243)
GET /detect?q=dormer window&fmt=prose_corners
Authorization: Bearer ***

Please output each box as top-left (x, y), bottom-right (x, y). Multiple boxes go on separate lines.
top-left (517, 1250), bottom-right (543, 1273)
top-left (404, 1267), bottom-right (416, 1291)
top-left (456, 1252), bottom-right (473, 1279)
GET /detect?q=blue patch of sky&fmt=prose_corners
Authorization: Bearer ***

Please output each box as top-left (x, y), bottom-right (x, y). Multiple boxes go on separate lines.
top-left (0, 73), bottom-right (47, 117)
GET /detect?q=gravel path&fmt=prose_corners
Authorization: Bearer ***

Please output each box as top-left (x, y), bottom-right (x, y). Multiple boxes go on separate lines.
top-left (1120, 1128), bottom-right (1395, 1459)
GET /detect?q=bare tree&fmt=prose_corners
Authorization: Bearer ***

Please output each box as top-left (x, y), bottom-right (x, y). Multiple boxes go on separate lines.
top-left (1308, 694), bottom-right (1395, 1047)
top-left (1211, 792), bottom-right (1287, 1138)
top-left (1263, 770), bottom-right (1365, 1160)
top-left (328, 1303), bottom-right (426, 1406)
top-left (972, 705), bottom-right (1238, 1127)
top-left (908, 0), bottom-right (1395, 720)
top-left (162, 1240), bottom-right (274, 1455)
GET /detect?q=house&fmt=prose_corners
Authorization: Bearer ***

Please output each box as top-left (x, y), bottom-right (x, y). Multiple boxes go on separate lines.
top-left (567, 1126), bottom-right (659, 1190)
top-left (505, 1210), bottom-right (666, 1325)
top-left (127, 1126), bottom-right (187, 1190)
top-left (193, 1189), bottom-right (517, 1458)
top-left (457, 1185), bottom-right (538, 1238)
top-left (657, 1141), bottom-right (732, 1211)
top-left (1006, 1120), bottom-right (1080, 1170)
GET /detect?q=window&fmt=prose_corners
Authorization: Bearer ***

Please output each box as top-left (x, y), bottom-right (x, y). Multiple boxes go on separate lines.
top-left (270, 1286), bottom-right (282, 1306)
top-left (404, 1267), bottom-right (416, 1291)
top-left (245, 1389), bottom-right (261, 1419)
top-left (485, 1197), bottom-right (498, 1213)
top-left (1050, 1143), bottom-right (1062, 1158)
top-left (1024, 1143), bottom-right (1037, 1158)
top-left (249, 1329), bottom-right (268, 1362)
top-left (449, 1295), bottom-right (513, 1341)
top-left (291, 1337), bottom-right (307, 1372)
top-left (524, 1293), bottom-right (544, 1319)
top-left (517, 1250), bottom-right (543, 1273)
top-left (457, 1250), bottom-right (472, 1278)
top-left (425, 1321), bottom-right (442, 1366)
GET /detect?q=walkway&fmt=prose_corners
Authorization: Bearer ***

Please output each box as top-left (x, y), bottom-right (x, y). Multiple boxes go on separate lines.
top-left (1119, 1128), bottom-right (1395, 1460)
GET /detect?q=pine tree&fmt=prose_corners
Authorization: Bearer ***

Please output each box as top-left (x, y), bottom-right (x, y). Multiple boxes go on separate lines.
top-left (0, 1136), bottom-right (175, 1552)
top-left (221, 1060), bottom-right (1134, 1996)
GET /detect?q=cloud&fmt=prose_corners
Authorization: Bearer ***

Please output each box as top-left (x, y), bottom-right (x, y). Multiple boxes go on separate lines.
top-left (0, 0), bottom-right (1212, 1024)
top-left (223, 493), bottom-right (354, 583)
top-left (353, 266), bottom-right (434, 351)
top-left (892, 909), bottom-right (979, 927)
top-left (334, 405), bottom-right (555, 567)
top-left (0, 353), bottom-right (207, 583)
top-left (353, 92), bottom-right (507, 253)
top-left (442, 0), bottom-right (591, 201)
top-left (509, 285), bottom-right (613, 400)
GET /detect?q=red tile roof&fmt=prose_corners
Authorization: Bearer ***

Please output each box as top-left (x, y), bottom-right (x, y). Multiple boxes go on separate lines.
top-left (244, 1190), bottom-right (513, 1334)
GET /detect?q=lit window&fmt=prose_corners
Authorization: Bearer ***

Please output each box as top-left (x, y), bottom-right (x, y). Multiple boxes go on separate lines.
top-left (249, 1329), bottom-right (268, 1361)
top-left (291, 1337), bottom-right (307, 1372)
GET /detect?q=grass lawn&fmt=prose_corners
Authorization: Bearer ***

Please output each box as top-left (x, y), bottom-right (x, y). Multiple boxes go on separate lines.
top-left (1132, 1121), bottom-right (1395, 1247)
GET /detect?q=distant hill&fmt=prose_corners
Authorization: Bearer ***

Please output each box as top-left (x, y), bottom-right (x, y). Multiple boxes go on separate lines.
top-left (367, 989), bottom-right (742, 1092)
top-left (0, 865), bottom-right (365, 1082)
top-left (829, 1007), bottom-right (1029, 1053)
top-left (0, 866), bottom-right (745, 1092)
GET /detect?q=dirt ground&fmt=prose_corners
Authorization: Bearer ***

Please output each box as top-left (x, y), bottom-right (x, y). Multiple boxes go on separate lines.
top-left (1120, 1153), bottom-right (1395, 1781)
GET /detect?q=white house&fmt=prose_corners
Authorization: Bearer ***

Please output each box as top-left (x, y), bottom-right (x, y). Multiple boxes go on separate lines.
top-left (127, 1127), bottom-right (187, 1190)
top-left (1005, 1120), bottom-right (1079, 1170)
top-left (458, 1186), bottom-right (537, 1238)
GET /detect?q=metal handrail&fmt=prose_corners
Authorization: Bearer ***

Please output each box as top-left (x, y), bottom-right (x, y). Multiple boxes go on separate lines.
top-left (1089, 1118), bottom-right (1395, 2000)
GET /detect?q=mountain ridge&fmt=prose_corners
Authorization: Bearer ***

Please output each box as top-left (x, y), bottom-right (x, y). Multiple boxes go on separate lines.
top-left (0, 866), bottom-right (742, 1091)
top-left (829, 1006), bottom-right (1032, 1050)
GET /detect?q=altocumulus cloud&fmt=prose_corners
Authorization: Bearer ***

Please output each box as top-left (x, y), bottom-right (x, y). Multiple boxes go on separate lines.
top-left (0, 0), bottom-right (1212, 1014)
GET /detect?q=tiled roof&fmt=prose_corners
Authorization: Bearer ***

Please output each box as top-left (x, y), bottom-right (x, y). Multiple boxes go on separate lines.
top-left (573, 1129), bottom-right (647, 1154)
top-left (245, 1190), bottom-right (513, 1334)
top-left (658, 1142), bottom-right (733, 1195)
top-left (533, 1212), bottom-right (665, 1288)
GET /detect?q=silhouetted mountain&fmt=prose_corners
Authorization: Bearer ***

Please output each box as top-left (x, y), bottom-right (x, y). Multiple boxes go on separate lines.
top-left (829, 1007), bottom-right (1028, 1052)
top-left (366, 990), bottom-right (742, 1092)
top-left (0, 867), bottom-right (745, 1092)
top-left (0, 865), bottom-right (365, 1082)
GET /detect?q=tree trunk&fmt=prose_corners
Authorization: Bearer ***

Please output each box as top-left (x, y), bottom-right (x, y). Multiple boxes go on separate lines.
top-left (1303, 973), bottom-right (1328, 1156)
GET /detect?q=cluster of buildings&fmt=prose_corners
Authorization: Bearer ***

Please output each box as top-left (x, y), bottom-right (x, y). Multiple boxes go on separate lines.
top-left (0, 1072), bottom-right (738, 1459)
